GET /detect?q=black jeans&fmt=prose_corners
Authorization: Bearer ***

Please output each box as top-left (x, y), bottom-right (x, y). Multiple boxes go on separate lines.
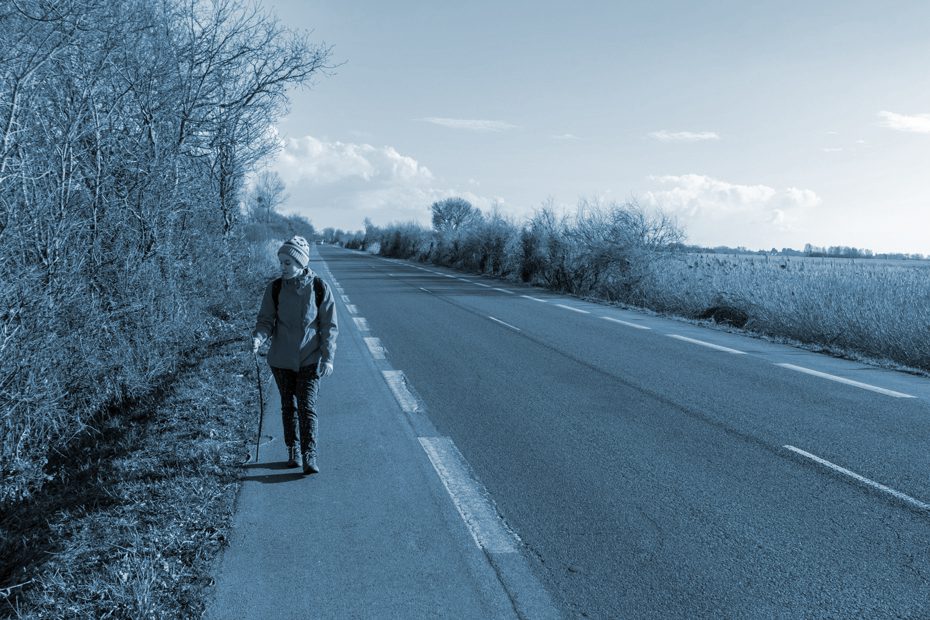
top-left (271, 365), bottom-right (320, 455)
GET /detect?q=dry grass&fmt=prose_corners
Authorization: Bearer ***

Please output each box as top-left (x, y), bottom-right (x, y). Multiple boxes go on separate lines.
top-left (637, 254), bottom-right (930, 373)
top-left (0, 316), bottom-right (257, 619)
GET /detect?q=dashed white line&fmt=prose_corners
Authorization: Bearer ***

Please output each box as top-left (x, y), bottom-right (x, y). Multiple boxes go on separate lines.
top-left (419, 287), bottom-right (431, 293)
top-left (418, 437), bottom-right (519, 553)
top-left (474, 282), bottom-right (492, 288)
top-left (341, 295), bottom-right (350, 304)
top-left (600, 316), bottom-right (651, 330)
top-left (555, 304), bottom-right (589, 314)
top-left (488, 316), bottom-right (521, 332)
top-left (522, 295), bottom-right (547, 303)
top-left (493, 288), bottom-right (515, 295)
top-left (383, 370), bottom-right (419, 413)
top-left (784, 445), bottom-right (930, 511)
top-left (352, 317), bottom-right (369, 331)
top-left (364, 337), bottom-right (386, 360)
top-left (668, 334), bottom-right (746, 354)
top-left (345, 304), bottom-right (358, 315)
top-left (776, 363), bottom-right (915, 398)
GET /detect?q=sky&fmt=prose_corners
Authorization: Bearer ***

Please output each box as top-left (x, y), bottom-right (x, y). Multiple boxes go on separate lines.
top-left (260, 0), bottom-right (930, 254)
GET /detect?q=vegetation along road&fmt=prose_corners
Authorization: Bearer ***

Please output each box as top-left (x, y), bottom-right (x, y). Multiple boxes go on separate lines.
top-left (320, 243), bottom-right (930, 618)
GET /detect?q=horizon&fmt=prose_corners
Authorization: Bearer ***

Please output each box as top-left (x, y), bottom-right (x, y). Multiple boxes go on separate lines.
top-left (260, 1), bottom-right (930, 256)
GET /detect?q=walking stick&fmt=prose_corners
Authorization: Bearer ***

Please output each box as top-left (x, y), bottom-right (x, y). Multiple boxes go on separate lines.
top-left (252, 351), bottom-right (265, 462)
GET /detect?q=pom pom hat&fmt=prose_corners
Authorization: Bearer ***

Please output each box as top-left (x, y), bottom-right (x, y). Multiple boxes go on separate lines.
top-left (278, 236), bottom-right (311, 268)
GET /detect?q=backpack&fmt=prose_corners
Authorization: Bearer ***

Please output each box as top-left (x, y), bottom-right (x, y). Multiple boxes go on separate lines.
top-left (272, 275), bottom-right (326, 314)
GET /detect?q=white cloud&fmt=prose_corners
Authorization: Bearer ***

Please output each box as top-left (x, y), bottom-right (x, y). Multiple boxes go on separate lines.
top-left (649, 130), bottom-right (720, 142)
top-left (878, 111), bottom-right (930, 134)
top-left (552, 133), bottom-right (582, 141)
top-left (641, 174), bottom-right (821, 245)
top-left (822, 147), bottom-right (843, 152)
top-left (270, 135), bottom-right (502, 230)
top-left (418, 117), bottom-right (519, 132)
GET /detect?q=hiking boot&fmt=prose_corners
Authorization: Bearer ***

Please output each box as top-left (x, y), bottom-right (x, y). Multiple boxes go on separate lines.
top-left (286, 446), bottom-right (299, 468)
top-left (302, 451), bottom-right (319, 475)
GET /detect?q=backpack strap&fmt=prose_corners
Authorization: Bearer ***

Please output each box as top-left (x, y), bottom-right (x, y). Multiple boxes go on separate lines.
top-left (272, 277), bottom-right (282, 311)
top-left (312, 275), bottom-right (326, 310)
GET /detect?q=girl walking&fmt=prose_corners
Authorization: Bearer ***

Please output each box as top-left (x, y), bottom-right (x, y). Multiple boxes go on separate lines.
top-left (252, 236), bottom-right (338, 474)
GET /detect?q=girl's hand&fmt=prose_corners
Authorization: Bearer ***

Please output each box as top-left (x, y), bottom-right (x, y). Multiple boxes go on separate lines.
top-left (320, 361), bottom-right (334, 377)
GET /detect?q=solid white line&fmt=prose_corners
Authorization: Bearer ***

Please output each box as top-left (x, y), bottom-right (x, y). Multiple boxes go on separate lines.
top-left (601, 316), bottom-right (651, 330)
top-left (341, 295), bottom-right (350, 304)
top-left (488, 316), bottom-right (521, 332)
top-left (364, 337), bottom-right (385, 360)
top-left (352, 317), bottom-right (369, 331)
top-left (555, 304), bottom-right (589, 314)
top-left (784, 445), bottom-right (930, 511)
top-left (776, 364), bottom-right (914, 398)
top-left (418, 437), bottom-right (519, 553)
top-left (383, 370), bottom-right (418, 413)
top-left (345, 304), bottom-right (358, 315)
top-left (522, 295), bottom-right (547, 303)
top-left (668, 334), bottom-right (746, 354)
top-left (493, 287), bottom-right (515, 294)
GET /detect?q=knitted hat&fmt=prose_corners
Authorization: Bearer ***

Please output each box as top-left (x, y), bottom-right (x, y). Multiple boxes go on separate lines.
top-left (278, 236), bottom-right (310, 268)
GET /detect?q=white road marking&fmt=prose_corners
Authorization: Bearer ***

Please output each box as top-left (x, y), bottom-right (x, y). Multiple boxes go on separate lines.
top-left (443, 274), bottom-right (457, 278)
top-left (488, 316), bottom-right (521, 331)
top-left (341, 295), bottom-right (350, 303)
top-left (418, 437), bottom-right (519, 553)
top-left (668, 334), bottom-right (746, 354)
top-left (474, 282), bottom-right (492, 288)
top-left (364, 337), bottom-right (386, 360)
top-left (419, 287), bottom-right (431, 293)
top-left (601, 316), bottom-right (651, 330)
top-left (776, 364), bottom-right (915, 398)
top-left (555, 304), bottom-right (589, 314)
top-left (383, 370), bottom-right (418, 413)
top-left (522, 295), bottom-right (547, 303)
top-left (345, 304), bottom-right (358, 315)
top-left (493, 288), bottom-right (515, 294)
top-left (784, 445), bottom-right (930, 511)
top-left (352, 317), bottom-right (369, 331)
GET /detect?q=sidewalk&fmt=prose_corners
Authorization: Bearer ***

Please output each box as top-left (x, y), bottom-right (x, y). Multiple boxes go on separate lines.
top-left (205, 287), bottom-right (521, 619)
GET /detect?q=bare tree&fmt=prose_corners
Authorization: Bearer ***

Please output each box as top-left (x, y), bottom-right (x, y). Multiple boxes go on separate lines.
top-left (431, 197), bottom-right (481, 233)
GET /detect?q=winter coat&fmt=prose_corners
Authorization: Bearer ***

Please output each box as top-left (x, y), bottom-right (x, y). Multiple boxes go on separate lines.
top-left (252, 269), bottom-right (338, 371)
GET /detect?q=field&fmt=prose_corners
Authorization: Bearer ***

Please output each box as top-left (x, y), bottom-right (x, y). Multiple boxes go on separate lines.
top-left (635, 252), bottom-right (930, 373)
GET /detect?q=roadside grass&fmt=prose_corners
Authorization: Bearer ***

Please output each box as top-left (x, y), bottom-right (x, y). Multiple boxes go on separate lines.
top-left (0, 317), bottom-right (257, 619)
top-left (638, 254), bottom-right (930, 374)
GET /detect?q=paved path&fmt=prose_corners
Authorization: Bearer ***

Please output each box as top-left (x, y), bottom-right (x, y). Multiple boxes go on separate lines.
top-left (206, 251), bottom-right (559, 620)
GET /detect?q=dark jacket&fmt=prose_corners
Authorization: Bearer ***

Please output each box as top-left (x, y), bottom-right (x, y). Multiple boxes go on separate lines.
top-left (252, 269), bottom-right (338, 371)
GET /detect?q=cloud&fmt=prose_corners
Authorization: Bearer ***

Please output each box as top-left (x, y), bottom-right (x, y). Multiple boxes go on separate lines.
top-left (270, 135), bottom-right (503, 230)
top-left (878, 111), bottom-right (930, 134)
top-left (551, 133), bottom-right (582, 141)
top-left (418, 117), bottom-right (519, 132)
top-left (822, 147), bottom-right (843, 152)
top-left (649, 130), bottom-right (720, 142)
top-left (640, 174), bottom-right (821, 244)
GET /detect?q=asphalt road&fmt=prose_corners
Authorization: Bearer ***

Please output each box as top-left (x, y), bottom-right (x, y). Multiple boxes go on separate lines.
top-left (319, 244), bottom-right (930, 619)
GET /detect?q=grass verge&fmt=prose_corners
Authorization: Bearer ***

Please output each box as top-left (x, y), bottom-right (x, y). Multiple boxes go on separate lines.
top-left (0, 316), bottom-right (257, 619)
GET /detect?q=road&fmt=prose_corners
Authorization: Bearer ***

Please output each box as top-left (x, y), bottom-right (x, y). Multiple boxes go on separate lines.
top-left (319, 244), bottom-right (930, 618)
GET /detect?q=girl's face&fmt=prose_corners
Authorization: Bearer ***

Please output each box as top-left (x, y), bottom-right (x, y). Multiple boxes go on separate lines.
top-left (279, 254), bottom-right (303, 279)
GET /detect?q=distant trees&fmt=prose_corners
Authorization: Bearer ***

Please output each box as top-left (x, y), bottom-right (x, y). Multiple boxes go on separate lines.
top-left (363, 196), bottom-right (684, 301)
top-left (0, 0), bottom-right (330, 505)
top-left (431, 197), bottom-right (482, 233)
top-left (246, 171), bottom-right (288, 223)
